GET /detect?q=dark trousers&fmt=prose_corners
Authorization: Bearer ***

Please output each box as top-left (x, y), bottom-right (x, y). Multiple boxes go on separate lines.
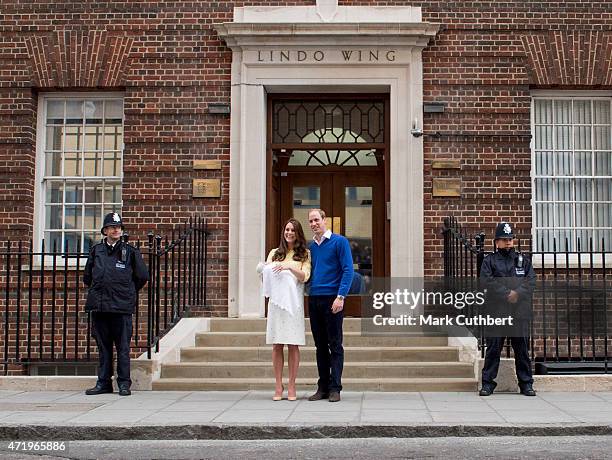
top-left (309, 295), bottom-right (344, 393)
top-left (482, 336), bottom-right (533, 390)
top-left (92, 312), bottom-right (133, 389)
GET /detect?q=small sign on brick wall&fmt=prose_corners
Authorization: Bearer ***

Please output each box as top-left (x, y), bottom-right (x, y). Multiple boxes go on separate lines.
top-left (432, 160), bottom-right (461, 169)
top-left (193, 179), bottom-right (221, 198)
top-left (193, 160), bottom-right (222, 170)
top-left (432, 178), bottom-right (461, 197)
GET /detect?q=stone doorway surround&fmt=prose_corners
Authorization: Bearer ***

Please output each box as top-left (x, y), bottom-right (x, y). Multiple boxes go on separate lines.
top-left (215, 3), bottom-right (439, 317)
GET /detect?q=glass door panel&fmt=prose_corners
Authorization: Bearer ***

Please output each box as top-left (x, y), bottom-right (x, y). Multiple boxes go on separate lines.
top-left (293, 186), bottom-right (320, 236)
top-left (345, 186), bottom-right (373, 292)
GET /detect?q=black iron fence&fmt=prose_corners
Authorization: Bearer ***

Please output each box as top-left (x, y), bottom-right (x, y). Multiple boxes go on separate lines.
top-left (443, 216), bottom-right (610, 374)
top-left (0, 217), bottom-right (209, 375)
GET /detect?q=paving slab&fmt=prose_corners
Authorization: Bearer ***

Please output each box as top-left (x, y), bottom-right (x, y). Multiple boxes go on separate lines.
top-left (0, 390), bottom-right (609, 440)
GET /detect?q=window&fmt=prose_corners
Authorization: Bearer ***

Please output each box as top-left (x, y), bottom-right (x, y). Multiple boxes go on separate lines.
top-left (532, 96), bottom-right (612, 252)
top-left (38, 96), bottom-right (123, 254)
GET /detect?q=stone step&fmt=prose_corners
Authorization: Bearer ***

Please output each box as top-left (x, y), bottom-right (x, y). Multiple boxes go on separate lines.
top-left (195, 332), bottom-right (448, 348)
top-left (210, 318), bottom-right (366, 333)
top-left (161, 361), bottom-right (475, 379)
top-left (180, 346), bottom-right (460, 363)
top-left (152, 377), bottom-right (478, 392)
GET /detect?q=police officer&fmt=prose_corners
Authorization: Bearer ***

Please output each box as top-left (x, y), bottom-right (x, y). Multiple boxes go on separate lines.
top-left (479, 222), bottom-right (537, 397)
top-left (83, 213), bottom-right (149, 396)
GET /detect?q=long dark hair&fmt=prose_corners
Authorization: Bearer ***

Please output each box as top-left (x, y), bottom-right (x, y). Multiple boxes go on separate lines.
top-left (272, 218), bottom-right (308, 263)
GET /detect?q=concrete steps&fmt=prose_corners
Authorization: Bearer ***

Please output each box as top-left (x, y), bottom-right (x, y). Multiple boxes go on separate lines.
top-left (152, 377), bottom-right (478, 392)
top-left (153, 318), bottom-right (478, 391)
top-left (195, 332), bottom-right (449, 348)
top-left (180, 346), bottom-right (460, 363)
top-left (161, 361), bottom-right (475, 379)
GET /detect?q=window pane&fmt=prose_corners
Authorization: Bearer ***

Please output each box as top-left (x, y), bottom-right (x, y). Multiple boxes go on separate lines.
top-left (66, 100), bottom-right (83, 125)
top-left (556, 100), bottom-right (571, 124)
top-left (556, 203), bottom-right (574, 227)
top-left (46, 126), bottom-right (63, 151)
top-left (594, 229), bottom-right (612, 251)
top-left (574, 151), bottom-right (592, 175)
top-left (103, 151), bottom-right (120, 176)
top-left (103, 204), bottom-right (121, 217)
top-left (64, 206), bottom-right (81, 229)
top-left (83, 206), bottom-right (102, 230)
top-left (575, 178), bottom-right (592, 201)
top-left (555, 151), bottom-right (573, 175)
top-left (63, 152), bottom-right (81, 176)
top-left (83, 151), bottom-right (101, 176)
top-left (45, 231), bottom-right (62, 251)
top-left (64, 182), bottom-right (83, 203)
top-left (45, 152), bottom-right (61, 176)
top-left (535, 151), bottom-right (553, 175)
top-left (104, 183), bottom-right (121, 203)
top-left (574, 125), bottom-right (591, 150)
top-left (63, 232), bottom-right (81, 252)
top-left (555, 126), bottom-right (571, 150)
top-left (535, 99), bottom-right (553, 124)
top-left (84, 100), bottom-right (103, 125)
top-left (83, 232), bottom-right (100, 253)
top-left (45, 182), bottom-right (63, 204)
top-left (104, 100), bottom-right (123, 124)
top-left (84, 182), bottom-right (103, 203)
top-left (594, 152), bottom-right (612, 176)
top-left (595, 203), bottom-right (612, 227)
top-left (104, 126), bottom-right (123, 150)
top-left (535, 178), bottom-right (553, 201)
top-left (64, 127), bottom-right (82, 151)
top-left (593, 100), bottom-right (611, 124)
top-left (576, 203), bottom-right (593, 227)
top-left (45, 205), bottom-right (62, 229)
top-left (594, 178), bottom-right (612, 201)
top-left (84, 126), bottom-right (103, 151)
top-left (535, 203), bottom-right (555, 227)
top-left (555, 229), bottom-right (574, 251)
top-left (575, 229), bottom-right (590, 251)
top-left (594, 126), bottom-right (611, 150)
top-left (573, 100), bottom-right (591, 124)
top-left (555, 178), bottom-right (572, 201)
top-left (46, 100), bottom-right (64, 124)
top-left (535, 126), bottom-right (553, 149)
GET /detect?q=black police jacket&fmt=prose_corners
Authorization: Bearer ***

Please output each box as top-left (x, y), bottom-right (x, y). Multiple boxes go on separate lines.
top-left (83, 240), bottom-right (149, 314)
top-left (479, 248), bottom-right (536, 320)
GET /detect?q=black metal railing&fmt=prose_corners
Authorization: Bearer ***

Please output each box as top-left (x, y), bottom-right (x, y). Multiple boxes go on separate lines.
top-left (443, 216), bottom-right (610, 374)
top-left (0, 217), bottom-right (209, 374)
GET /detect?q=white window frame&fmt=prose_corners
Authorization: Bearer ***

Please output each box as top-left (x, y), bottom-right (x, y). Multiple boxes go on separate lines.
top-left (530, 90), bottom-right (612, 268)
top-left (34, 92), bottom-right (124, 265)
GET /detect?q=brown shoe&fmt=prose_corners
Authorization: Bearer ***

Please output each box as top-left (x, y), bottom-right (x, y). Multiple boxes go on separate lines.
top-left (308, 390), bottom-right (329, 401)
top-left (328, 391), bottom-right (341, 402)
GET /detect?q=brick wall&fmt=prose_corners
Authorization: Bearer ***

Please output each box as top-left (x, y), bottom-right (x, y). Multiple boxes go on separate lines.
top-left (0, 1), bottom-right (611, 322)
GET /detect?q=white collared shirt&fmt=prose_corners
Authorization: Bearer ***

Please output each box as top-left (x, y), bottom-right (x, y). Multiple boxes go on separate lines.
top-left (313, 229), bottom-right (332, 246)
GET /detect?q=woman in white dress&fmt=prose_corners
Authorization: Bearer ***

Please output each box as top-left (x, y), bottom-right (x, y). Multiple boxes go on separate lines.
top-left (261, 218), bottom-right (310, 401)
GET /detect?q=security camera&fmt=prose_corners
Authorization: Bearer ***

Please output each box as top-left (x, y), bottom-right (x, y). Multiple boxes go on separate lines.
top-left (411, 127), bottom-right (423, 138)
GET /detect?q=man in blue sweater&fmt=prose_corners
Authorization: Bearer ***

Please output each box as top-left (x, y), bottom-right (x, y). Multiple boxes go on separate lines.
top-left (307, 209), bottom-right (354, 402)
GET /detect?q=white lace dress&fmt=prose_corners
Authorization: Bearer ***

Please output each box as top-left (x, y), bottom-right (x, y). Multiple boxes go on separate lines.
top-left (262, 249), bottom-right (311, 345)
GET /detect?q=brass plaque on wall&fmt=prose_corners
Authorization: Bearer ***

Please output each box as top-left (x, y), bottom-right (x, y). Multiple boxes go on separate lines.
top-left (432, 160), bottom-right (461, 169)
top-left (193, 160), bottom-right (222, 170)
top-left (432, 178), bottom-right (461, 197)
top-left (193, 179), bottom-right (221, 198)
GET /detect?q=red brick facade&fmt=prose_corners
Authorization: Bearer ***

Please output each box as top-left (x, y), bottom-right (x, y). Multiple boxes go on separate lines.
top-left (0, 1), bottom-right (611, 319)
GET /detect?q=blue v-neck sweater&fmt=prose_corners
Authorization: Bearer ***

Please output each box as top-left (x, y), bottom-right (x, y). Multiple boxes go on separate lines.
top-left (308, 234), bottom-right (354, 297)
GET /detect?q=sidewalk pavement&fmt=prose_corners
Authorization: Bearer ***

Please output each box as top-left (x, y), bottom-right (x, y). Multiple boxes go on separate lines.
top-left (0, 390), bottom-right (610, 440)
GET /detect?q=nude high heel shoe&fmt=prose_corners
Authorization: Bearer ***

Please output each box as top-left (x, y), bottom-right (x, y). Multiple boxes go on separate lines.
top-left (273, 385), bottom-right (284, 401)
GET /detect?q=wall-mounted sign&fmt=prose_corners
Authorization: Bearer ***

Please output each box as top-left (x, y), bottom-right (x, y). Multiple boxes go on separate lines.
top-left (193, 179), bottom-right (221, 198)
top-left (432, 178), bottom-right (461, 197)
top-left (193, 160), bottom-right (222, 170)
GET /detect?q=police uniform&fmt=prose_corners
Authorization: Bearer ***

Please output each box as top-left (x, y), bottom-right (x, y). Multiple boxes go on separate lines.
top-left (83, 213), bottom-right (149, 396)
top-left (479, 222), bottom-right (537, 397)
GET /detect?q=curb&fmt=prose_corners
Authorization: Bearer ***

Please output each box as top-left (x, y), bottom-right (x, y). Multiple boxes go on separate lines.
top-left (2, 424), bottom-right (611, 440)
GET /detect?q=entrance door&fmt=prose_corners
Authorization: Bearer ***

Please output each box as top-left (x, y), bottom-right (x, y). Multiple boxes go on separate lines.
top-left (267, 95), bottom-right (389, 317)
top-left (279, 170), bottom-right (385, 316)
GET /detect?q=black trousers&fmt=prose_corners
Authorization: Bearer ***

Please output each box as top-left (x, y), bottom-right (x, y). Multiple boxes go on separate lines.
top-left (308, 295), bottom-right (344, 393)
top-left (481, 336), bottom-right (533, 390)
top-left (92, 312), bottom-right (133, 389)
